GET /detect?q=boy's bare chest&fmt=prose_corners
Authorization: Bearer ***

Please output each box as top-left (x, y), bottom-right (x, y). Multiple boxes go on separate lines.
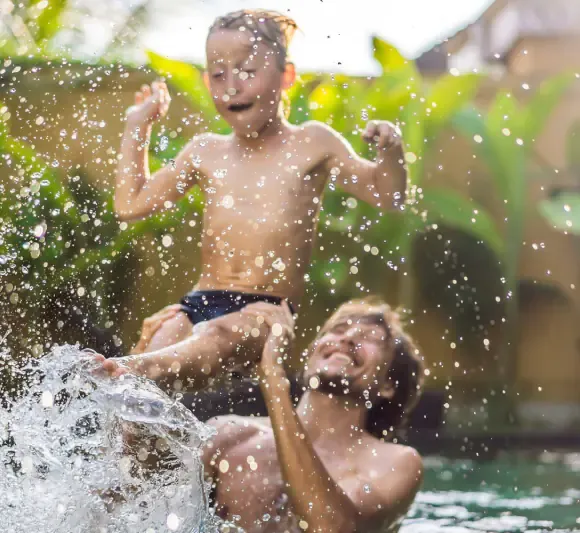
top-left (199, 149), bottom-right (327, 210)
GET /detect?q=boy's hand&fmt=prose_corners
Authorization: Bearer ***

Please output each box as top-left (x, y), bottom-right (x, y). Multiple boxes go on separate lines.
top-left (130, 304), bottom-right (183, 355)
top-left (126, 80), bottom-right (171, 126)
top-left (90, 353), bottom-right (130, 378)
top-left (362, 120), bottom-right (402, 152)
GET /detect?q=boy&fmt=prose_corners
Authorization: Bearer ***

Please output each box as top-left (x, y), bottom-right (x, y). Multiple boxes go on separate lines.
top-left (115, 9), bottom-right (407, 360)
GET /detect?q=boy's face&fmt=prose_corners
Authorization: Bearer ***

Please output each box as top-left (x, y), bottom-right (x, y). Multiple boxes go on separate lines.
top-left (206, 28), bottom-right (289, 136)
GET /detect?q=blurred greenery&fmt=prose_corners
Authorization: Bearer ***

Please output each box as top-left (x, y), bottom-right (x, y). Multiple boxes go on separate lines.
top-left (539, 120), bottom-right (580, 234)
top-left (453, 72), bottom-right (576, 421)
top-left (0, 0), bottom-right (155, 60)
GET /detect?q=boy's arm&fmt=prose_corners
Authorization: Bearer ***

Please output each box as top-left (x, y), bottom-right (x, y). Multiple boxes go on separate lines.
top-left (114, 80), bottom-right (206, 221)
top-left (115, 127), bottom-right (205, 221)
top-left (311, 121), bottom-right (407, 210)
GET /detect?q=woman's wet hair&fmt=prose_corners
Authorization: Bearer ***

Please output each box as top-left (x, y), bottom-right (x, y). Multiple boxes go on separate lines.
top-left (208, 9), bottom-right (298, 71)
top-left (312, 298), bottom-right (425, 440)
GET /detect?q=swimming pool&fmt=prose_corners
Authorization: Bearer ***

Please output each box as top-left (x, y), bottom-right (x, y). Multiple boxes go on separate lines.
top-left (402, 452), bottom-right (580, 532)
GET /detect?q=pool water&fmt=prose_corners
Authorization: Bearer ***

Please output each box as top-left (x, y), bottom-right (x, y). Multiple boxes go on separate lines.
top-left (402, 452), bottom-right (580, 532)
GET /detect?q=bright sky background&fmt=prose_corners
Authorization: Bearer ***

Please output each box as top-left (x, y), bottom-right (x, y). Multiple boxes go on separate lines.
top-left (144, 0), bottom-right (495, 75)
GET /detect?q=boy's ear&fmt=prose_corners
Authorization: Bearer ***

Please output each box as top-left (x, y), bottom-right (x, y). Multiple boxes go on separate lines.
top-left (203, 71), bottom-right (210, 91)
top-left (282, 62), bottom-right (296, 91)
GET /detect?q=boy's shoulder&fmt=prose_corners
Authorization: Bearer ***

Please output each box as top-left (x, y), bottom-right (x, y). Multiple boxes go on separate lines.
top-left (299, 120), bottom-right (341, 141)
top-left (298, 120), bottom-right (348, 155)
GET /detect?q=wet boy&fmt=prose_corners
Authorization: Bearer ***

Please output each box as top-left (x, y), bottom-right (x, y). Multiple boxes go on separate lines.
top-left (114, 9), bottom-right (407, 365)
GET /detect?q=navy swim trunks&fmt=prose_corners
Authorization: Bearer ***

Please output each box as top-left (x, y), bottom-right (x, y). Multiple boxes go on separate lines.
top-left (179, 290), bottom-right (294, 326)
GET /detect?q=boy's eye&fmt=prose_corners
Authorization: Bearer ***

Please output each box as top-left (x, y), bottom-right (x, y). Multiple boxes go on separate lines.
top-left (212, 72), bottom-right (224, 79)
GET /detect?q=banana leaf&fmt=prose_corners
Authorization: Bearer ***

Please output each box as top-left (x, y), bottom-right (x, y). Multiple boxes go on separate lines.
top-left (539, 192), bottom-right (580, 235)
top-left (566, 120), bottom-right (580, 175)
top-left (33, 0), bottom-right (68, 45)
top-left (425, 73), bottom-right (482, 139)
top-left (420, 188), bottom-right (503, 257)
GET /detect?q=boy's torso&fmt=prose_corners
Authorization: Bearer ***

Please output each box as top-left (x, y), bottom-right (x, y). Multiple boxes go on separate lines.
top-left (193, 124), bottom-right (330, 306)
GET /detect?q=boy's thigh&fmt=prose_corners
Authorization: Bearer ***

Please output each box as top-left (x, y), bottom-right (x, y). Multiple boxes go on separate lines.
top-left (146, 311), bottom-right (192, 352)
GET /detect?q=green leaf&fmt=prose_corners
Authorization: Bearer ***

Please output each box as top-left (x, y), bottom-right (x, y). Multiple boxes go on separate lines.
top-left (364, 76), bottom-right (411, 122)
top-left (308, 80), bottom-right (342, 124)
top-left (486, 92), bottom-right (526, 203)
top-left (539, 192), bottom-right (580, 235)
top-left (287, 75), bottom-right (316, 123)
top-left (425, 73), bottom-right (482, 137)
top-left (400, 96), bottom-right (425, 186)
top-left (371, 36), bottom-right (418, 82)
top-left (34, 0), bottom-right (68, 44)
top-left (566, 120), bottom-right (580, 174)
top-left (523, 71), bottom-right (576, 143)
top-left (420, 188), bottom-right (504, 257)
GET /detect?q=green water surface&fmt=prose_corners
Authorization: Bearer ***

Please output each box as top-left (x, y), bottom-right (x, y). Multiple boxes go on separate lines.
top-left (402, 452), bottom-right (580, 532)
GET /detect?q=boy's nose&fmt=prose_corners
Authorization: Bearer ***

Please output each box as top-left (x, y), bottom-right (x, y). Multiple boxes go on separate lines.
top-left (225, 72), bottom-right (242, 94)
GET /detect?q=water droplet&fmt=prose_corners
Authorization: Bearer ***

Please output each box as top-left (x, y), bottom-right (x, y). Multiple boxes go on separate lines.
top-left (35, 116), bottom-right (44, 125)
top-left (272, 258), bottom-right (286, 271)
top-left (41, 391), bottom-right (53, 408)
top-left (159, 136), bottom-right (168, 151)
top-left (33, 224), bottom-right (46, 238)
top-left (214, 169), bottom-right (227, 179)
top-left (21, 456), bottom-right (34, 474)
top-left (167, 513), bottom-right (180, 530)
top-left (363, 484), bottom-right (371, 493)
top-left (221, 195), bottom-right (234, 209)
top-left (162, 235), bottom-right (173, 248)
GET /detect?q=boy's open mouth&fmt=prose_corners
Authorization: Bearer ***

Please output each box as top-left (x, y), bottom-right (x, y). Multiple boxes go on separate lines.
top-left (228, 102), bottom-right (253, 113)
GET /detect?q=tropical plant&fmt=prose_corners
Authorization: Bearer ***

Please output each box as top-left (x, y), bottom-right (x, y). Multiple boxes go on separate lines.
top-left (453, 72), bottom-right (576, 420)
top-left (0, 95), bottom-right (204, 363)
top-left (0, 0), bottom-right (156, 60)
top-left (539, 120), bottom-right (580, 234)
top-left (310, 37), bottom-right (503, 312)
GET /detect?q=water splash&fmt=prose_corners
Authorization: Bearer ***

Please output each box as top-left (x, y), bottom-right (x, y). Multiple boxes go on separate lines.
top-left (0, 345), bottom-right (217, 533)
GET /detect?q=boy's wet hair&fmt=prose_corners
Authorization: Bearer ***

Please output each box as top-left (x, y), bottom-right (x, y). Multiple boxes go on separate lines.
top-left (312, 297), bottom-right (425, 439)
top-left (208, 9), bottom-right (298, 70)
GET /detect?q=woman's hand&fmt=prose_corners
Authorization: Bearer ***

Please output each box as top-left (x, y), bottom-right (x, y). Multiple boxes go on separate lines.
top-left (130, 304), bottom-right (182, 355)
